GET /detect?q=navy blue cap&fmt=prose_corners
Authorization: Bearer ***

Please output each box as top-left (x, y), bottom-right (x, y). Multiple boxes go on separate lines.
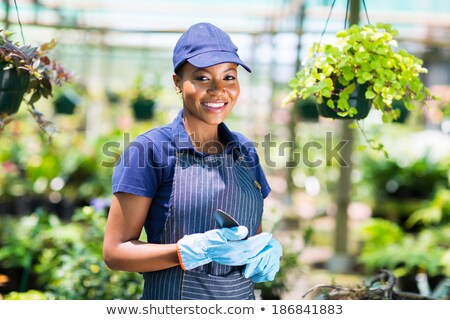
top-left (173, 22), bottom-right (251, 73)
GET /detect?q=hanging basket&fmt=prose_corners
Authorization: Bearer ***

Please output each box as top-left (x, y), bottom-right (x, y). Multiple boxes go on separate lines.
top-left (317, 82), bottom-right (372, 120)
top-left (131, 98), bottom-right (155, 120)
top-left (53, 90), bottom-right (81, 115)
top-left (295, 96), bottom-right (319, 122)
top-left (0, 67), bottom-right (30, 116)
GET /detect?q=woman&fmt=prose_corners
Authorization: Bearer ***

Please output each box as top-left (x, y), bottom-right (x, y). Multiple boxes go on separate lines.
top-left (103, 22), bottom-right (282, 300)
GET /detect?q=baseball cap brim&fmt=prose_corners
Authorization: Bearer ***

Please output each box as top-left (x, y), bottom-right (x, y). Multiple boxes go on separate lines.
top-left (187, 51), bottom-right (252, 73)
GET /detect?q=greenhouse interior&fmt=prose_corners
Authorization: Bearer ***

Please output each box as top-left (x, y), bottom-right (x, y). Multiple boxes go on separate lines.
top-left (0, 0), bottom-right (449, 300)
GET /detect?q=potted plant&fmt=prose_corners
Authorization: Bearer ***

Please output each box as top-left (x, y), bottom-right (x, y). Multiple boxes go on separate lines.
top-left (294, 96), bottom-right (319, 122)
top-left (360, 154), bottom-right (448, 230)
top-left (129, 74), bottom-right (160, 121)
top-left (286, 23), bottom-right (434, 122)
top-left (0, 30), bottom-right (71, 133)
top-left (357, 215), bottom-right (450, 296)
top-left (53, 84), bottom-right (84, 115)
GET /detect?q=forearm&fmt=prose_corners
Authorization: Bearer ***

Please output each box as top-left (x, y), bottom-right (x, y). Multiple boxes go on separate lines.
top-left (103, 240), bottom-right (179, 272)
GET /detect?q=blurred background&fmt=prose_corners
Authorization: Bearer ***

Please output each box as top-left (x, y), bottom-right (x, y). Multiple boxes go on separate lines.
top-left (0, 0), bottom-right (449, 300)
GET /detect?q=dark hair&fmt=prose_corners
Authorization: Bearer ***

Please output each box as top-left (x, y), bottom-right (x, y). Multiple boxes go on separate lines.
top-left (175, 63), bottom-right (186, 77)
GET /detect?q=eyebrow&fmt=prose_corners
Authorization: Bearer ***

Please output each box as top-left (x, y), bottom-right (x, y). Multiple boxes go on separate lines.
top-left (194, 67), bottom-right (238, 73)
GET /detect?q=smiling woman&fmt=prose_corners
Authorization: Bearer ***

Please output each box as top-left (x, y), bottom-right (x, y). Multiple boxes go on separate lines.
top-left (102, 22), bottom-right (282, 300)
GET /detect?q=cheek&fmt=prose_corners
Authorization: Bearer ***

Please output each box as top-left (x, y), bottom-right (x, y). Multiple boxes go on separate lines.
top-left (182, 83), bottom-right (199, 100)
top-left (226, 83), bottom-right (240, 98)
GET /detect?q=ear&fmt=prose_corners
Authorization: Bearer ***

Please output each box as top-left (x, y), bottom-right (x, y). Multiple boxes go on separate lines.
top-left (172, 73), bottom-right (181, 91)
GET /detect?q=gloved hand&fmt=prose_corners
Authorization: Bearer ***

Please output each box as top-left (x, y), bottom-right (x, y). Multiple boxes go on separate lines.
top-left (177, 226), bottom-right (272, 270)
top-left (242, 237), bottom-right (282, 283)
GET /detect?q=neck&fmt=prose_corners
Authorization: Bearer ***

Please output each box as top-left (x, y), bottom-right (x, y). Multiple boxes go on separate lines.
top-left (182, 113), bottom-right (224, 154)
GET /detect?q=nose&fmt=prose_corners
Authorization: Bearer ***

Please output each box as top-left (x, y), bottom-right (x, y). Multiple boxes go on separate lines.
top-left (206, 80), bottom-right (225, 94)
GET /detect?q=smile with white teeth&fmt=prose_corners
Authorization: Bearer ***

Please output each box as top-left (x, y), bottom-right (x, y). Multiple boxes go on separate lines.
top-left (203, 102), bottom-right (226, 108)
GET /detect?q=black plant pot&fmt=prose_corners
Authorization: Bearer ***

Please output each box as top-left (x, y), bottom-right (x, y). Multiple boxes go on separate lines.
top-left (392, 100), bottom-right (410, 124)
top-left (132, 98), bottom-right (155, 120)
top-left (295, 96), bottom-right (319, 122)
top-left (317, 82), bottom-right (371, 120)
top-left (0, 67), bottom-right (30, 115)
top-left (54, 90), bottom-right (81, 115)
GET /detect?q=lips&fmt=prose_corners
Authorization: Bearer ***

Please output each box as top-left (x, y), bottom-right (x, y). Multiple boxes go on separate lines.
top-left (201, 101), bottom-right (228, 113)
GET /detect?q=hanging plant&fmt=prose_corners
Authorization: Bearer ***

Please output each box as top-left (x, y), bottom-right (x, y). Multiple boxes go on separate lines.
top-left (0, 30), bottom-right (71, 135)
top-left (286, 23), bottom-right (435, 122)
top-left (53, 93), bottom-right (78, 115)
top-left (131, 97), bottom-right (156, 120)
top-left (294, 96), bottom-right (319, 121)
top-left (129, 74), bottom-right (160, 121)
top-left (53, 85), bottom-right (83, 115)
top-left (315, 81), bottom-right (371, 120)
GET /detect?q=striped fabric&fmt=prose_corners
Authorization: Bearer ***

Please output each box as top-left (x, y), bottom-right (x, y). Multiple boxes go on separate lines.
top-left (141, 150), bottom-right (263, 300)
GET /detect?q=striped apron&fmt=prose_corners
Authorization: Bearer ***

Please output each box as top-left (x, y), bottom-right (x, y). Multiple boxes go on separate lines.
top-left (142, 148), bottom-right (264, 299)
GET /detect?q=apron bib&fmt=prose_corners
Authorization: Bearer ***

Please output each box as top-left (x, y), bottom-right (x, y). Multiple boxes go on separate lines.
top-left (142, 149), bottom-right (263, 299)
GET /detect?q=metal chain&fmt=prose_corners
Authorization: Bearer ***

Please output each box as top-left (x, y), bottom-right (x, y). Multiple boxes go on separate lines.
top-left (13, 0), bottom-right (26, 44)
top-left (362, 0), bottom-right (371, 25)
top-left (318, 0), bottom-right (338, 47)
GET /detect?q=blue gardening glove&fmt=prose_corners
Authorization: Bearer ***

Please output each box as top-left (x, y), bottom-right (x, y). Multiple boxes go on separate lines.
top-left (242, 237), bottom-right (282, 283)
top-left (177, 226), bottom-right (271, 270)
top-left (207, 232), bottom-right (273, 266)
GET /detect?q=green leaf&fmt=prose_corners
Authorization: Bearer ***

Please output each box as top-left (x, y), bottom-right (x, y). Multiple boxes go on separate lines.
top-left (356, 145), bottom-right (367, 151)
top-left (343, 70), bottom-right (355, 81)
top-left (365, 90), bottom-right (376, 99)
top-left (326, 99), bottom-right (334, 109)
top-left (288, 78), bottom-right (299, 88)
top-left (342, 82), bottom-right (356, 95)
top-left (337, 98), bottom-right (349, 111)
top-left (336, 30), bottom-right (348, 38)
top-left (404, 101), bottom-right (415, 110)
top-left (373, 81), bottom-right (384, 93)
top-left (29, 91), bottom-right (41, 104)
top-left (381, 112), bottom-right (393, 123)
top-left (361, 62), bottom-right (372, 72)
top-left (362, 72), bottom-right (373, 82)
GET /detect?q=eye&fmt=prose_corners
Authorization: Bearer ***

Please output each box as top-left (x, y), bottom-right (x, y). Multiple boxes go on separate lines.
top-left (195, 75), bottom-right (209, 81)
top-left (224, 75), bottom-right (236, 81)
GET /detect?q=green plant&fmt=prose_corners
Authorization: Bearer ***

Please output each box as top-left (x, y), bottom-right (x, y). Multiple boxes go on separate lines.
top-left (53, 83), bottom-right (84, 115)
top-left (362, 155), bottom-right (449, 201)
top-left (0, 207), bottom-right (142, 299)
top-left (130, 74), bottom-right (161, 101)
top-left (0, 29), bottom-right (71, 134)
top-left (357, 218), bottom-right (450, 279)
top-left (406, 189), bottom-right (450, 229)
top-left (129, 74), bottom-right (161, 120)
top-left (287, 23), bottom-right (434, 122)
top-left (4, 289), bottom-right (49, 300)
top-left (37, 207), bottom-right (142, 299)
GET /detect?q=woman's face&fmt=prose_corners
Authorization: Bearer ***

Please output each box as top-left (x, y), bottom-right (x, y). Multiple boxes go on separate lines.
top-left (173, 62), bottom-right (240, 126)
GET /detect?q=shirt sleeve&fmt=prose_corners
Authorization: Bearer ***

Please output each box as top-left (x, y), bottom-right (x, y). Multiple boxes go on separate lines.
top-left (112, 135), bottom-right (163, 198)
